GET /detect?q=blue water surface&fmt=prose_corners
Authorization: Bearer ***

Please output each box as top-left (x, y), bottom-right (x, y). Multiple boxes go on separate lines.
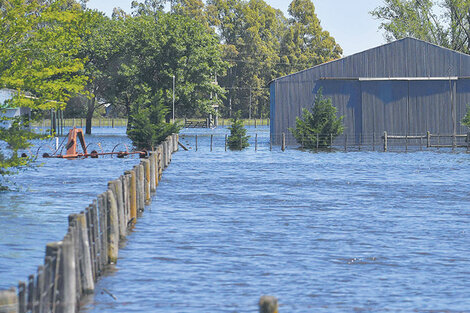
top-left (0, 127), bottom-right (140, 289)
top-left (79, 127), bottom-right (470, 312)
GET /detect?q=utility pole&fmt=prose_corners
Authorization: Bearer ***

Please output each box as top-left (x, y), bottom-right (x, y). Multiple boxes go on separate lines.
top-left (172, 75), bottom-right (175, 123)
top-left (249, 86), bottom-right (252, 120)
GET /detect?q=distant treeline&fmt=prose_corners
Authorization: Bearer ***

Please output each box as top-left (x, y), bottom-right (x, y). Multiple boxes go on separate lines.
top-left (65, 0), bottom-right (342, 128)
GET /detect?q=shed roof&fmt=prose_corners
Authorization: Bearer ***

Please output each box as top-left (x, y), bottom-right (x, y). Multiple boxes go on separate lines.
top-left (271, 37), bottom-right (470, 84)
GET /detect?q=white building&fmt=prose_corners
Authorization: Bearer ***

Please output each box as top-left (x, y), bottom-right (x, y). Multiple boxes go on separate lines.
top-left (0, 88), bottom-right (31, 128)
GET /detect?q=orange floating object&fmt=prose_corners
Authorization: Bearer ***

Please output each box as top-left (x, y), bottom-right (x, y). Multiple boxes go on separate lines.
top-left (42, 127), bottom-right (147, 159)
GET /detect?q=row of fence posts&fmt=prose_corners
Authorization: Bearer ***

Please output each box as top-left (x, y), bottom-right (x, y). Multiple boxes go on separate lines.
top-left (279, 132), bottom-right (470, 152)
top-left (0, 134), bottom-right (179, 313)
top-left (383, 131), bottom-right (470, 152)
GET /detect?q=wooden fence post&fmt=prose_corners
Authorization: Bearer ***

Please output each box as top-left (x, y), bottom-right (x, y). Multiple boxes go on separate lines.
top-left (259, 296), bottom-right (277, 313)
top-left (162, 142), bottom-right (167, 169)
top-left (467, 132), bottom-right (470, 152)
top-left (40, 257), bottom-right (52, 313)
top-left (26, 275), bottom-right (34, 312)
top-left (0, 288), bottom-right (18, 313)
top-left (76, 214), bottom-right (94, 294)
top-left (122, 174), bottom-right (131, 224)
top-left (157, 145), bottom-right (162, 180)
top-left (97, 193), bottom-right (108, 268)
top-left (142, 160), bottom-right (151, 205)
top-left (383, 131), bottom-right (388, 152)
top-left (281, 132), bottom-right (286, 151)
top-left (45, 242), bottom-right (61, 312)
top-left (109, 180), bottom-right (126, 239)
top-left (149, 153), bottom-right (156, 194)
top-left (127, 170), bottom-right (137, 223)
top-left (18, 282), bottom-right (26, 313)
top-left (138, 164), bottom-right (145, 212)
top-left (58, 233), bottom-right (76, 313)
top-left (34, 266), bottom-right (44, 313)
top-left (66, 218), bottom-right (81, 300)
top-left (90, 201), bottom-right (101, 277)
top-left (106, 189), bottom-right (119, 264)
top-left (134, 165), bottom-right (142, 215)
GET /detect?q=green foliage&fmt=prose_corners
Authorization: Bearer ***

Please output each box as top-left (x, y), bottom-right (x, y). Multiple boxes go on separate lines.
top-left (227, 111), bottom-right (250, 150)
top-left (207, 0), bottom-right (342, 119)
top-left (0, 0), bottom-right (88, 109)
top-left (370, 0), bottom-right (470, 54)
top-left (462, 105), bottom-right (470, 128)
top-left (0, 115), bottom-right (45, 182)
top-left (289, 89), bottom-right (344, 149)
top-left (126, 91), bottom-right (180, 150)
top-left (0, 0), bottom-right (88, 186)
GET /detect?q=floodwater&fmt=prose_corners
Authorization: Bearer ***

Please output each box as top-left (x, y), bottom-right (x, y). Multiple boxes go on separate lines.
top-left (0, 127), bottom-right (140, 289)
top-left (1, 126), bottom-right (470, 312)
top-left (83, 127), bottom-right (469, 312)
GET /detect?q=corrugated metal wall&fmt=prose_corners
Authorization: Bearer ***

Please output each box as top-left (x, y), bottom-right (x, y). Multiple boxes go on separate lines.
top-left (271, 37), bottom-right (470, 145)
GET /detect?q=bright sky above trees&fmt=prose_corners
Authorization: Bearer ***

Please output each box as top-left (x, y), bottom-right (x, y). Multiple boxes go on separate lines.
top-left (86, 0), bottom-right (385, 56)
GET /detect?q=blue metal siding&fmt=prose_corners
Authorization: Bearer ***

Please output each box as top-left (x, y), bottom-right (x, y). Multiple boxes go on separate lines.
top-left (271, 37), bottom-right (470, 144)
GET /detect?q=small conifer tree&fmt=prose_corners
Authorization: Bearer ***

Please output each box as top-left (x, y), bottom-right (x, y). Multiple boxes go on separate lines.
top-left (227, 111), bottom-right (250, 150)
top-left (462, 105), bottom-right (470, 128)
top-left (289, 88), bottom-right (344, 149)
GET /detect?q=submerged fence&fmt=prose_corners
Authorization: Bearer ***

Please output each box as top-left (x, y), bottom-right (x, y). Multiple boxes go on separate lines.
top-left (0, 134), bottom-right (179, 313)
top-left (178, 131), bottom-right (470, 153)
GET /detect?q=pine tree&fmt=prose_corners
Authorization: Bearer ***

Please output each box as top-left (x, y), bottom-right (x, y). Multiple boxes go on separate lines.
top-left (227, 112), bottom-right (250, 150)
top-left (290, 89), bottom-right (343, 149)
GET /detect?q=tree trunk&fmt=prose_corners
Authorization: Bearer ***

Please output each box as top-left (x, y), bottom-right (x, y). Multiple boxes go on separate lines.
top-left (125, 96), bottom-right (132, 132)
top-left (86, 97), bottom-right (95, 135)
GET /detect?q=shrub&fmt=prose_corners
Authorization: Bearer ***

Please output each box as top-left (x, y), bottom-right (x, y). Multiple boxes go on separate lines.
top-left (127, 98), bottom-right (180, 150)
top-left (289, 88), bottom-right (344, 149)
top-left (227, 112), bottom-right (249, 150)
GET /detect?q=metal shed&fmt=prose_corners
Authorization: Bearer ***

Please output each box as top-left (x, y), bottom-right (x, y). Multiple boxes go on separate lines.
top-left (270, 37), bottom-right (470, 146)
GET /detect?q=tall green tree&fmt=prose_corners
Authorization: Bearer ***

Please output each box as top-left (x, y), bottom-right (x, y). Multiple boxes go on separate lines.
top-left (0, 0), bottom-right (88, 185)
top-left (280, 0), bottom-right (342, 75)
top-left (289, 89), bottom-right (344, 149)
top-left (207, 0), bottom-right (342, 119)
top-left (207, 0), bottom-right (286, 118)
top-left (77, 11), bottom-right (125, 134)
top-left (371, 0), bottom-right (470, 53)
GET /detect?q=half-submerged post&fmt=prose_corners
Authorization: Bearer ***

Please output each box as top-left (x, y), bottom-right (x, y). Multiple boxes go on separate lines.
top-left (106, 189), bottom-right (119, 264)
top-left (383, 131), bottom-right (388, 152)
top-left (467, 131), bottom-right (470, 152)
top-left (259, 295), bottom-right (278, 313)
top-left (142, 159), bottom-right (151, 205)
top-left (281, 132), bottom-right (286, 151)
top-left (76, 214), bottom-right (94, 294)
top-left (0, 288), bottom-right (18, 313)
top-left (427, 131), bottom-right (431, 148)
top-left (58, 232), bottom-right (76, 313)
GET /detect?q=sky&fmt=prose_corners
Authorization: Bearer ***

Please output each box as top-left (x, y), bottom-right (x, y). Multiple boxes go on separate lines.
top-left (85, 0), bottom-right (386, 57)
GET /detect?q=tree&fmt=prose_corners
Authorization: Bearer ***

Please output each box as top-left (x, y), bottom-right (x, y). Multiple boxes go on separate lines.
top-left (0, 0), bottom-right (88, 108)
top-left (370, 0), bottom-right (470, 54)
top-left (207, 0), bottom-right (342, 119)
top-left (289, 89), bottom-right (344, 149)
top-left (280, 0), bottom-right (342, 75)
top-left (462, 105), bottom-right (470, 128)
top-left (207, 0), bottom-right (286, 118)
top-left (126, 91), bottom-right (180, 149)
top-left (117, 12), bottom-right (227, 121)
top-left (0, 0), bottom-right (88, 186)
top-left (77, 11), bottom-right (125, 134)
top-left (227, 111), bottom-right (250, 150)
